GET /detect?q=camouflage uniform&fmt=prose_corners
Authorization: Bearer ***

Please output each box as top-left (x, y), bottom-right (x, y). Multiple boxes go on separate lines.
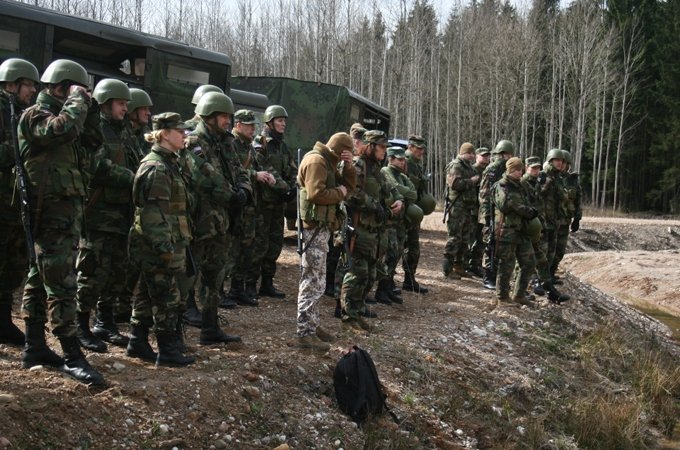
top-left (403, 148), bottom-right (427, 280)
top-left (467, 158), bottom-right (487, 273)
top-left (538, 162), bottom-right (566, 276)
top-left (521, 170), bottom-right (551, 284)
top-left (553, 172), bottom-right (581, 275)
top-left (479, 156), bottom-right (507, 284)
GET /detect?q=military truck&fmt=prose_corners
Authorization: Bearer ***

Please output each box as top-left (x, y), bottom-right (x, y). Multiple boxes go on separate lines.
top-left (0, 0), bottom-right (268, 116)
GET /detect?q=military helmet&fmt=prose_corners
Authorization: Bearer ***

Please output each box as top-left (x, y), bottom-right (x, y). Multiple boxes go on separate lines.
top-left (195, 92), bottom-right (234, 116)
top-left (40, 59), bottom-right (89, 86)
top-left (263, 105), bottom-right (288, 123)
top-left (492, 139), bottom-right (515, 155)
top-left (191, 84), bottom-right (223, 105)
top-left (0, 58), bottom-right (40, 83)
top-left (406, 203), bottom-right (424, 225)
top-left (546, 148), bottom-right (564, 162)
top-left (417, 193), bottom-right (436, 215)
top-left (524, 216), bottom-right (542, 243)
top-left (93, 78), bottom-right (131, 103)
top-left (561, 149), bottom-right (572, 165)
top-left (127, 88), bottom-right (153, 111)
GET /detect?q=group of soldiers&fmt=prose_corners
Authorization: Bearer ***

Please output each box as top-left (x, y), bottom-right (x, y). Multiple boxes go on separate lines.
top-left (443, 140), bottom-right (580, 307)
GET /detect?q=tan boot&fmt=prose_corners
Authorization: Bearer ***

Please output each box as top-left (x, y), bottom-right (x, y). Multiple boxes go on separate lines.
top-left (454, 264), bottom-right (474, 278)
top-left (342, 319), bottom-right (368, 334)
top-left (512, 295), bottom-right (536, 307)
top-left (315, 326), bottom-right (335, 343)
top-left (297, 334), bottom-right (330, 351)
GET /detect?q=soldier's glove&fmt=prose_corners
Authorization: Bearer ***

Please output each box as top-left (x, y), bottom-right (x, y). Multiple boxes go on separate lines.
top-left (528, 207), bottom-right (539, 219)
top-left (281, 188), bottom-right (296, 202)
top-left (537, 172), bottom-right (547, 185)
top-left (231, 188), bottom-right (249, 207)
top-left (570, 219), bottom-right (580, 232)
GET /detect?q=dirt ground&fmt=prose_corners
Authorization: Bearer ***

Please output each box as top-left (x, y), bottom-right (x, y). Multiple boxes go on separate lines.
top-left (1, 215), bottom-right (679, 449)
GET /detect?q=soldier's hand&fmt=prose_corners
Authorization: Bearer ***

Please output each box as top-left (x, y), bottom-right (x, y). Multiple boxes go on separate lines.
top-left (232, 188), bottom-right (249, 207)
top-left (470, 175), bottom-right (480, 184)
top-left (338, 185), bottom-right (348, 198)
top-left (390, 200), bottom-right (403, 215)
top-left (256, 171), bottom-right (276, 185)
top-left (69, 85), bottom-right (90, 98)
top-left (340, 149), bottom-right (353, 163)
top-left (570, 219), bottom-right (580, 232)
top-left (529, 207), bottom-right (539, 219)
top-left (537, 172), bottom-right (547, 185)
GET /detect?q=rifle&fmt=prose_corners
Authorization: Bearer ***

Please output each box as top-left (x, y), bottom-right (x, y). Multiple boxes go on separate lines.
top-left (296, 148), bottom-right (303, 257)
top-left (9, 95), bottom-right (36, 266)
top-left (338, 203), bottom-right (354, 271)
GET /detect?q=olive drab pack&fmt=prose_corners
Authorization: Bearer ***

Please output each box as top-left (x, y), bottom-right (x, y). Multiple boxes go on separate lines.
top-left (298, 149), bottom-right (341, 231)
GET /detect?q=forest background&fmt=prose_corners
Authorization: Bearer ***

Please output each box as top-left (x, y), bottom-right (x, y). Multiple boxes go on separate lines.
top-left (20, 0), bottom-right (680, 213)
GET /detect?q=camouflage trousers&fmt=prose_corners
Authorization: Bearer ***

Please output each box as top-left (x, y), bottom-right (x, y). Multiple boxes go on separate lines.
top-left (533, 234), bottom-right (551, 283)
top-left (383, 224), bottom-right (406, 280)
top-left (341, 227), bottom-right (377, 320)
top-left (75, 231), bottom-right (128, 313)
top-left (496, 236), bottom-right (536, 299)
top-left (225, 206), bottom-right (257, 284)
top-left (115, 260), bottom-right (140, 319)
top-left (21, 196), bottom-right (81, 337)
top-left (0, 218), bottom-right (27, 307)
top-left (365, 230), bottom-right (388, 297)
top-left (467, 218), bottom-right (484, 269)
top-left (481, 222), bottom-right (496, 273)
top-left (402, 223), bottom-right (421, 275)
top-left (444, 208), bottom-right (472, 265)
top-left (297, 228), bottom-right (329, 337)
top-left (193, 235), bottom-right (230, 311)
top-left (541, 226), bottom-right (558, 276)
top-left (552, 222), bottom-right (570, 274)
top-left (252, 203), bottom-right (285, 280)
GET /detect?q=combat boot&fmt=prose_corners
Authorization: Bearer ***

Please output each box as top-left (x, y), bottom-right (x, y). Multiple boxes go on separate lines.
top-left (513, 294), bottom-right (536, 307)
top-left (468, 265), bottom-right (485, 278)
top-left (0, 302), bottom-right (24, 346)
top-left (297, 334), bottom-right (330, 352)
top-left (315, 325), bottom-right (335, 343)
top-left (59, 336), bottom-right (105, 386)
top-left (334, 299), bottom-right (342, 319)
top-left (21, 320), bottom-right (64, 369)
top-left (386, 279), bottom-right (403, 304)
top-left (76, 311), bottom-right (107, 353)
top-left (543, 282), bottom-right (570, 304)
top-left (356, 315), bottom-right (371, 331)
top-left (259, 277), bottom-right (285, 299)
top-left (182, 289), bottom-right (203, 328)
top-left (532, 280), bottom-right (546, 296)
top-left (92, 305), bottom-right (129, 347)
top-left (482, 270), bottom-right (496, 290)
top-left (454, 264), bottom-right (475, 278)
top-left (374, 280), bottom-right (392, 305)
top-left (199, 307), bottom-right (241, 345)
top-left (244, 282), bottom-right (258, 301)
top-left (403, 271), bottom-right (428, 294)
top-left (126, 321), bottom-right (157, 363)
top-left (156, 331), bottom-right (195, 367)
top-left (219, 287), bottom-right (237, 309)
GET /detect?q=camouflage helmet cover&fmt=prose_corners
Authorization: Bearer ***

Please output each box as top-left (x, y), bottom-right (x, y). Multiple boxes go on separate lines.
top-left (0, 58), bottom-right (40, 83)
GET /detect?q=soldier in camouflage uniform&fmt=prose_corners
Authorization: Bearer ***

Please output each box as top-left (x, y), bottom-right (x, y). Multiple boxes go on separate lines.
top-left (297, 132), bottom-right (355, 350)
top-left (185, 85), bottom-right (224, 131)
top-left (443, 143), bottom-right (480, 279)
top-left (552, 149), bottom-right (581, 282)
top-left (75, 78), bottom-right (135, 353)
top-left (479, 140), bottom-right (515, 290)
top-left (492, 157), bottom-right (538, 307)
top-left (18, 59), bottom-right (104, 385)
top-left (374, 146), bottom-right (416, 305)
top-left (402, 135), bottom-right (429, 294)
top-left (341, 130), bottom-right (402, 332)
top-left (128, 112), bottom-right (195, 367)
top-left (252, 105), bottom-right (296, 298)
top-left (0, 58), bottom-right (39, 346)
top-left (467, 147), bottom-right (490, 277)
top-left (538, 149), bottom-right (567, 285)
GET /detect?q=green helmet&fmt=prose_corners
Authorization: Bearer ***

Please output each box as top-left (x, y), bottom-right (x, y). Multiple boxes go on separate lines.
top-left (128, 88), bottom-right (153, 111)
top-left (546, 148), bottom-right (564, 162)
top-left (417, 193), bottom-right (436, 215)
top-left (263, 105), bottom-right (288, 123)
top-left (0, 58), bottom-right (40, 83)
top-left (492, 140), bottom-right (515, 155)
top-left (561, 150), bottom-right (572, 165)
top-left (92, 78), bottom-right (131, 103)
top-left (195, 92), bottom-right (234, 116)
top-left (40, 59), bottom-right (89, 86)
top-left (406, 203), bottom-right (424, 225)
top-left (524, 216), bottom-right (542, 243)
top-left (191, 84), bottom-right (223, 105)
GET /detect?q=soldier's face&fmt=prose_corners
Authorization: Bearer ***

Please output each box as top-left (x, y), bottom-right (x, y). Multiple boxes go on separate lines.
top-left (215, 113), bottom-right (232, 132)
top-left (391, 157), bottom-right (406, 170)
top-left (109, 99), bottom-right (128, 121)
top-left (528, 166), bottom-right (541, 177)
top-left (15, 79), bottom-right (38, 106)
top-left (508, 168), bottom-right (523, 180)
top-left (552, 159), bottom-right (564, 171)
top-left (235, 122), bottom-right (255, 139)
top-left (476, 154), bottom-right (490, 166)
top-left (131, 106), bottom-right (152, 126)
top-left (462, 152), bottom-right (475, 162)
top-left (373, 144), bottom-right (387, 161)
top-left (165, 128), bottom-right (185, 152)
top-left (501, 153), bottom-right (512, 160)
top-left (272, 117), bottom-right (286, 134)
top-left (409, 145), bottom-right (425, 160)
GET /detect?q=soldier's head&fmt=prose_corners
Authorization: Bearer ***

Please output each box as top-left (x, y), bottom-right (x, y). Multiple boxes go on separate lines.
top-left (146, 112), bottom-right (190, 152)
top-left (560, 150), bottom-right (572, 172)
top-left (195, 92), bottom-right (234, 133)
top-left (191, 84), bottom-right (223, 105)
top-left (326, 132), bottom-right (354, 159)
top-left (350, 123), bottom-right (367, 154)
top-left (40, 59), bottom-right (90, 99)
top-left (387, 146), bottom-right (407, 171)
top-left (263, 105), bottom-right (288, 135)
top-left (505, 157), bottom-right (524, 180)
top-left (93, 78), bottom-right (130, 121)
top-left (234, 109), bottom-right (258, 139)
top-left (546, 148), bottom-right (565, 171)
top-left (407, 134), bottom-right (426, 161)
top-left (127, 88), bottom-right (153, 127)
top-left (525, 156), bottom-right (542, 178)
top-left (0, 58), bottom-right (39, 107)
top-left (492, 140), bottom-right (515, 160)
top-left (363, 130), bottom-right (388, 162)
top-left (459, 142), bottom-right (475, 162)
top-left (475, 147), bottom-right (491, 167)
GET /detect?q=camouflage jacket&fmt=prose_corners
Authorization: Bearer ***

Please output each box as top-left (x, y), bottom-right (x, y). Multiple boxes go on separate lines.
top-left (562, 172), bottom-right (582, 223)
top-left (232, 129), bottom-right (260, 193)
top-left (405, 151), bottom-right (427, 201)
top-left (539, 163), bottom-right (567, 230)
top-left (446, 156), bottom-right (478, 212)
top-left (84, 113), bottom-right (141, 235)
top-left (381, 164), bottom-right (416, 225)
top-left (18, 89), bottom-right (102, 199)
top-left (478, 157), bottom-right (506, 222)
top-left (124, 119), bottom-right (150, 161)
top-left (253, 129), bottom-right (294, 204)
top-left (493, 174), bottom-right (535, 243)
top-left (0, 90), bottom-right (25, 212)
top-left (521, 173), bottom-right (545, 226)
top-left (470, 162), bottom-right (486, 215)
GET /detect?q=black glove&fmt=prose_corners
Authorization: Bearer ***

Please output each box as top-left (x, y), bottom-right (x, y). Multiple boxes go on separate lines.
top-left (570, 219), bottom-right (580, 232)
top-left (537, 172), bottom-right (547, 185)
top-left (231, 188), bottom-right (248, 207)
top-left (374, 203), bottom-right (386, 223)
top-left (281, 188), bottom-right (296, 202)
top-left (529, 207), bottom-right (539, 219)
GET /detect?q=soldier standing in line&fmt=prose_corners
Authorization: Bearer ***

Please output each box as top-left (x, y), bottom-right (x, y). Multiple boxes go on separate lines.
top-left (18, 59), bottom-right (104, 384)
top-left (185, 85), bottom-right (224, 131)
top-left (538, 149), bottom-right (567, 286)
top-left (467, 147), bottom-right (491, 277)
top-left (552, 149), bottom-right (581, 283)
top-left (403, 135), bottom-right (429, 294)
top-left (128, 112), bottom-right (195, 367)
top-left (252, 105), bottom-right (296, 299)
top-left (297, 132), bottom-right (355, 350)
top-left (0, 58), bottom-right (39, 346)
top-left (443, 142), bottom-right (480, 279)
top-left (479, 140), bottom-right (515, 290)
top-left (75, 78), bottom-right (135, 353)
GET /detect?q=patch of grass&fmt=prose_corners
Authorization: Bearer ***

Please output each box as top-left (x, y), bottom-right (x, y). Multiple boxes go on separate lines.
top-left (403, 392), bottom-right (416, 407)
top-left (632, 352), bottom-right (680, 437)
top-left (249, 401), bottom-right (263, 417)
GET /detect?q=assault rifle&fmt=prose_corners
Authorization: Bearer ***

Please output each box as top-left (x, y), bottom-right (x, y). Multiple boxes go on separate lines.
top-left (296, 148), bottom-right (303, 257)
top-left (339, 203), bottom-right (354, 271)
top-left (9, 95), bottom-right (36, 266)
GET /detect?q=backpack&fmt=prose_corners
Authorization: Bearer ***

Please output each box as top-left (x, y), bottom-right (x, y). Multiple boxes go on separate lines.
top-left (333, 346), bottom-right (398, 425)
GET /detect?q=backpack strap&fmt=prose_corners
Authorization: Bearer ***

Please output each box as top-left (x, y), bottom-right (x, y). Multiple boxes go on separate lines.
top-left (356, 347), bottom-right (400, 424)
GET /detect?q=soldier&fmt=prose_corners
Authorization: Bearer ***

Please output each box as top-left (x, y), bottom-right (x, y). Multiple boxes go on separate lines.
top-left (18, 59), bottom-right (104, 384)
top-left (443, 142), bottom-right (480, 279)
top-left (185, 84), bottom-right (224, 131)
top-left (341, 130), bottom-right (402, 332)
top-left (184, 92), bottom-right (247, 345)
top-left (297, 132), bottom-right (355, 350)
top-left (403, 135), bottom-right (429, 294)
top-left (128, 112), bottom-right (195, 367)
top-left (492, 157), bottom-right (538, 306)
top-left (479, 139), bottom-right (515, 290)
top-left (224, 110), bottom-right (276, 307)
top-left (0, 58), bottom-right (39, 346)
top-left (552, 149), bottom-right (581, 282)
top-left (467, 147), bottom-right (491, 277)
top-left (74, 78), bottom-right (134, 353)
top-left (538, 148), bottom-right (567, 285)
top-left (252, 105), bottom-right (296, 298)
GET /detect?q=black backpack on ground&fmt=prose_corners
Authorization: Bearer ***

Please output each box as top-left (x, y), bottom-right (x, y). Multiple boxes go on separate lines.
top-left (333, 346), bottom-right (398, 425)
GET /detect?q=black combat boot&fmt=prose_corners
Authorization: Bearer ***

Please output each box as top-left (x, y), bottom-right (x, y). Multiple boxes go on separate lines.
top-left (199, 307), bottom-right (241, 345)
top-left (59, 336), bottom-right (105, 386)
top-left (334, 299), bottom-right (342, 319)
top-left (176, 321), bottom-right (187, 354)
top-left (0, 302), bottom-right (24, 346)
top-left (374, 279), bottom-right (393, 305)
top-left (21, 320), bottom-right (64, 369)
top-left (403, 271), bottom-right (428, 294)
top-left (219, 287), bottom-right (237, 309)
top-left (92, 305), bottom-right (129, 347)
top-left (126, 321), bottom-right (157, 363)
top-left (156, 331), bottom-right (195, 367)
top-left (235, 278), bottom-right (258, 306)
top-left (532, 280), bottom-right (546, 296)
top-left (182, 289), bottom-right (203, 328)
top-left (543, 282), bottom-right (570, 304)
top-left (244, 282), bottom-right (259, 301)
top-left (258, 277), bottom-right (285, 299)
top-left (386, 279), bottom-right (403, 304)
top-left (482, 269), bottom-right (496, 290)
top-left (76, 311), bottom-right (107, 353)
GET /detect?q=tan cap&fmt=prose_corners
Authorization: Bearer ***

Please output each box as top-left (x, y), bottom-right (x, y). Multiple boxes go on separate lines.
top-left (459, 142), bottom-right (475, 155)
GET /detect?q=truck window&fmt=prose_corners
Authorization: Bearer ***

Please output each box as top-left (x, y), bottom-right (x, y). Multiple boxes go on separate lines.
top-left (167, 64), bottom-right (210, 85)
top-left (0, 29), bottom-right (19, 52)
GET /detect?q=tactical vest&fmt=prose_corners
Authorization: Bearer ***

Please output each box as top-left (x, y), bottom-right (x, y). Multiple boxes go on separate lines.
top-left (359, 158), bottom-right (386, 229)
top-left (299, 150), bottom-right (340, 231)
